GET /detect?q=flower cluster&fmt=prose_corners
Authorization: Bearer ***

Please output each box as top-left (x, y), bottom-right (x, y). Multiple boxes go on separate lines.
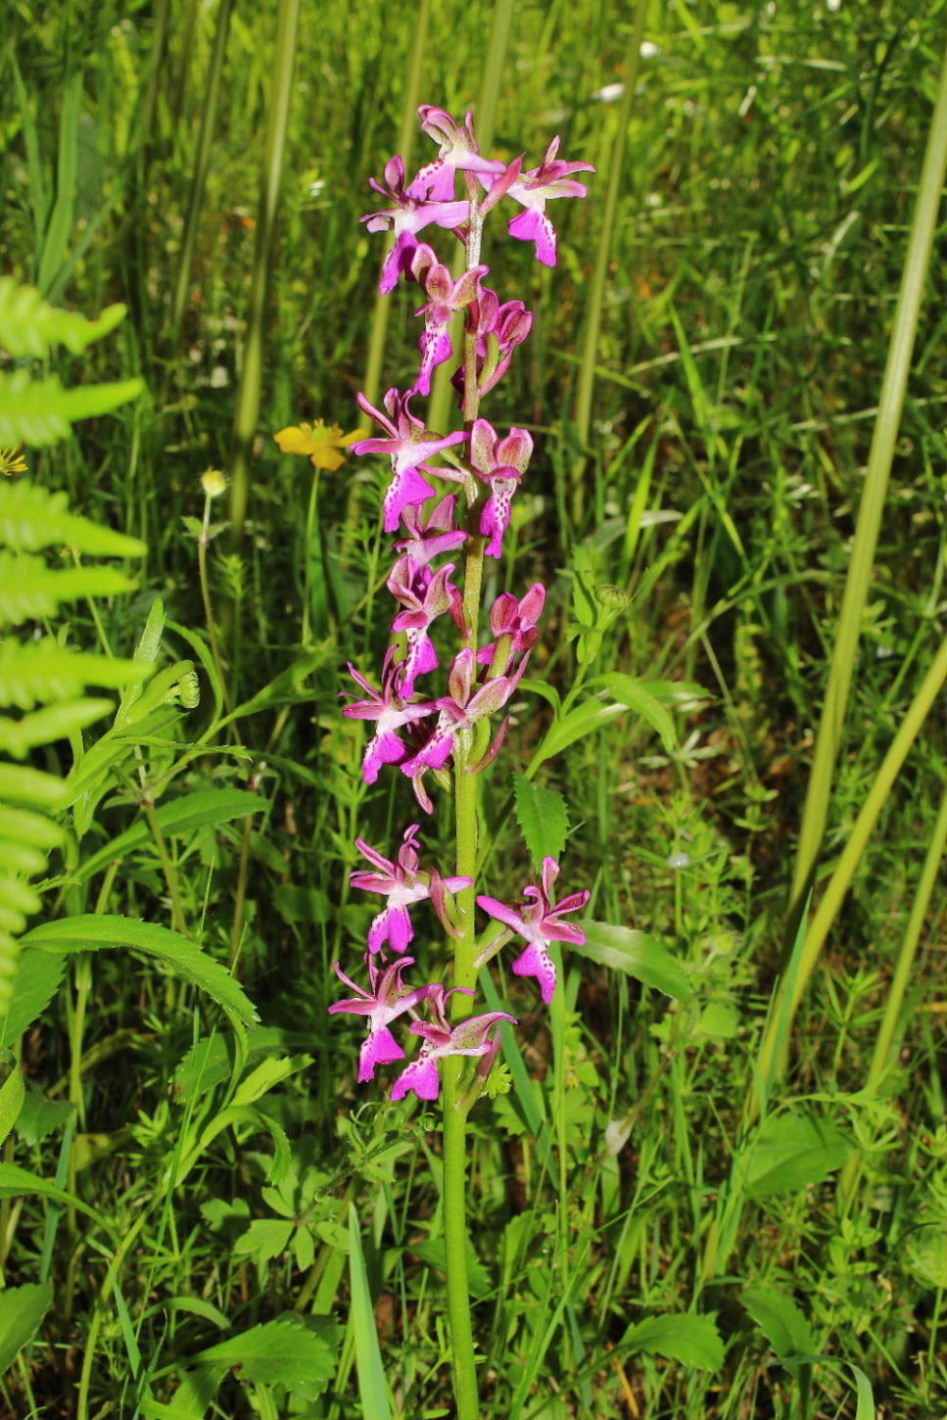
top-left (330, 106), bottom-right (592, 1102)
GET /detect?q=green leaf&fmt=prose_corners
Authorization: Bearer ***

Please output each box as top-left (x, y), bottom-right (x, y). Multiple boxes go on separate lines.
top-left (188, 1312), bottom-right (336, 1389)
top-left (173, 1035), bottom-right (233, 1105)
top-left (577, 921), bottom-right (694, 1001)
top-left (0, 277), bottom-right (127, 357)
top-left (72, 790), bottom-right (265, 883)
top-left (14, 1091), bottom-right (74, 1147)
top-left (0, 1066), bottom-right (26, 1146)
top-left (232, 1218), bottom-right (295, 1263)
top-left (0, 947), bottom-right (65, 1048)
top-left (622, 1313), bottom-right (723, 1370)
top-left (0, 1162), bottom-right (109, 1230)
top-left (20, 915), bottom-right (258, 1029)
top-left (0, 368), bottom-right (144, 447)
top-left (0, 640), bottom-right (147, 709)
top-left (512, 774), bottom-right (569, 868)
top-left (0, 763), bottom-right (69, 810)
top-left (739, 1110), bottom-right (852, 1198)
top-left (0, 479), bottom-right (146, 557)
top-left (586, 673), bottom-right (678, 752)
top-left (742, 1285), bottom-right (815, 1357)
top-left (0, 1282), bottom-right (53, 1373)
top-left (348, 1206), bottom-right (392, 1420)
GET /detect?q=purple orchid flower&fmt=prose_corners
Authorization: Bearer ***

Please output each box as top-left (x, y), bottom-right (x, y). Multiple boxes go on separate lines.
top-left (414, 106), bottom-right (507, 203)
top-left (354, 388), bottom-right (467, 533)
top-left (395, 496), bottom-right (467, 568)
top-left (478, 582), bottom-right (546, 672)
top-left (328, 955), bottom-right (436, 1082)
top-left (388, 557), bottom-right (466, 695)
top-left (401, 648), bottom-right (521, 811)
top-left (477, 857), bottom-right (591, 1004)
top-left (410, 244), bottom-right (489, 396)
top-left (501, 137), bottom-right (595, 267)
top-left (470, 418), bottom-right (534, 557)
top-left (341, 649), bottom-right (437, 782)
top-left (457, 288), bottom-right (534, 398)
top-left (390, 985), bottom-right (516, 1102)
top-left (362, 155), bottom-right (470, 293)
top-left (350, 823), bottom-right (472, 954)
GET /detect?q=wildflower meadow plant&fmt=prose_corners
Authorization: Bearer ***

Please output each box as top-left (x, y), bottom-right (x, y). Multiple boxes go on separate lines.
top-left (326, 106), bottom-right (592, 1418)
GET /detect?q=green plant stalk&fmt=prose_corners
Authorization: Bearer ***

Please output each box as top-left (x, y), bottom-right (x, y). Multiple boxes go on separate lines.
top-left (789, 35), bottom-right (947, 919)
top-left (439, 201), bottom-right (490, 1420)
top-left (301, 467), bottom-right (324, 646)
top-left (228, 0), bottom-right (301, 541)
top-left (198, 490), bottom-right (231, 711)
top-left (170, 0), bottom-right (233, 339)
top-left (755, 627), bottom-right (947, 1113)
top-left (570, 0), bottom-right (649, 529)
top-left (839, 774), bottom-right (947, 1200)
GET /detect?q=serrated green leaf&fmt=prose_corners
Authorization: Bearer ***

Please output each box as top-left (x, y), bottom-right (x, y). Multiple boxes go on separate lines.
top-left (742, 1285), bottom-right (816, 1358)
top-left (173, 1035), bottom-right (233, 1105)
top-left (0, 479), bottom-right (146, 557)
top-left (0, 277), bottom-right (127, 357)
top-left (21, 914), bottom-right (258, 1029)
top-left (232, 1218), bottom-right (295, 1262)
top-left (0, 368), bottom-right (144, 447)
top-left (577, 921), bottom-right (693, 1001)
top-left (513, 773), bottom-right (569, 867)
top-left (739, 1110), bottom-right (852, 1198)
top-left (0, 559), bottom-right (137, 625)
top-left (188, 1312), bottom-right (336, 1388)
top-left (0, 948), bottom-right (65, 1050)
top-left (14, 1091), bottom-right (74, 1147)
top-left (0, 1282), bottom-right (53, 1373)
top-left (622, 1313), bottom-right (723, 1370)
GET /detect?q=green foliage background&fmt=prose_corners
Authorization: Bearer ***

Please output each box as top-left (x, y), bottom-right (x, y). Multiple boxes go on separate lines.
top-left (1, 1), bottom-right (946, 1417)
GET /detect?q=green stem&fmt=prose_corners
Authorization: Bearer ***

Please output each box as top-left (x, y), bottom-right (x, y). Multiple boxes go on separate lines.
top-left (198, 489), bottom-right (231, 711)
top-left (789, 33), bottom-right (947, 919)
top-left (228, 0), bottom-right (301, 540)
top-left (753, 627), bottom-right (947, 1115)
top-left (570, 0), bottom-right (649, 529)
top-left (301, 467), bottom-right (323, 647)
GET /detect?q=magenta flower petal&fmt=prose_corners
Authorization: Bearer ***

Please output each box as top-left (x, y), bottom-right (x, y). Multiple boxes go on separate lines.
top-left (512, 941), bottom-right (557, 1004)
top-left (390, 1050), bottom-right (442, 1101)
top-left (359, 1025), bottom-right (405, 1082)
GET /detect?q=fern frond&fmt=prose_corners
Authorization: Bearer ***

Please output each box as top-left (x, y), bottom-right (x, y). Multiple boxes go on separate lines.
top-left (0, 555), bottom-right (137, 625)
top-left (0, 639), bottom-right (147, 709)
top-left (0, 480), bottom-right (146, 558)
top-left (0, 369), bottom-right (144, 447)
top-left (0, 764), bottom-right (69, 810)
top-left (0, 278), bottom-right (128, 358)
top-left (0, 700), bottom-right (114, 759)
top-left (0, 806), bottom-right (65, 850)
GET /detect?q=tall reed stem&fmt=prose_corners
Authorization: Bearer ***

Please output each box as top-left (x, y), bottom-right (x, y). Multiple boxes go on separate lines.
top-left (789, 37), bottom-right (947, 921)
top-left (229, 0), bottom-right (301, 540)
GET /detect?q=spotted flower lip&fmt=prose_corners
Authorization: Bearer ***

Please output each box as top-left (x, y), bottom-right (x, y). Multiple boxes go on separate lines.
top-left (477, 857), bottom-right (591, 1004)
top-left (389, 985), bottom-right (516, 1101)
top-left (354, 388), bottom-right (467, 533)
top-left (328, 955), bottom-right (437, 1082)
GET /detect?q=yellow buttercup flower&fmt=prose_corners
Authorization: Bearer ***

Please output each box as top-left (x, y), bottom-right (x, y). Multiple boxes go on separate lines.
top-left (0, 446), bottom-right (28, 478)
top-left (274, 419), bottom-right (366, 472)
